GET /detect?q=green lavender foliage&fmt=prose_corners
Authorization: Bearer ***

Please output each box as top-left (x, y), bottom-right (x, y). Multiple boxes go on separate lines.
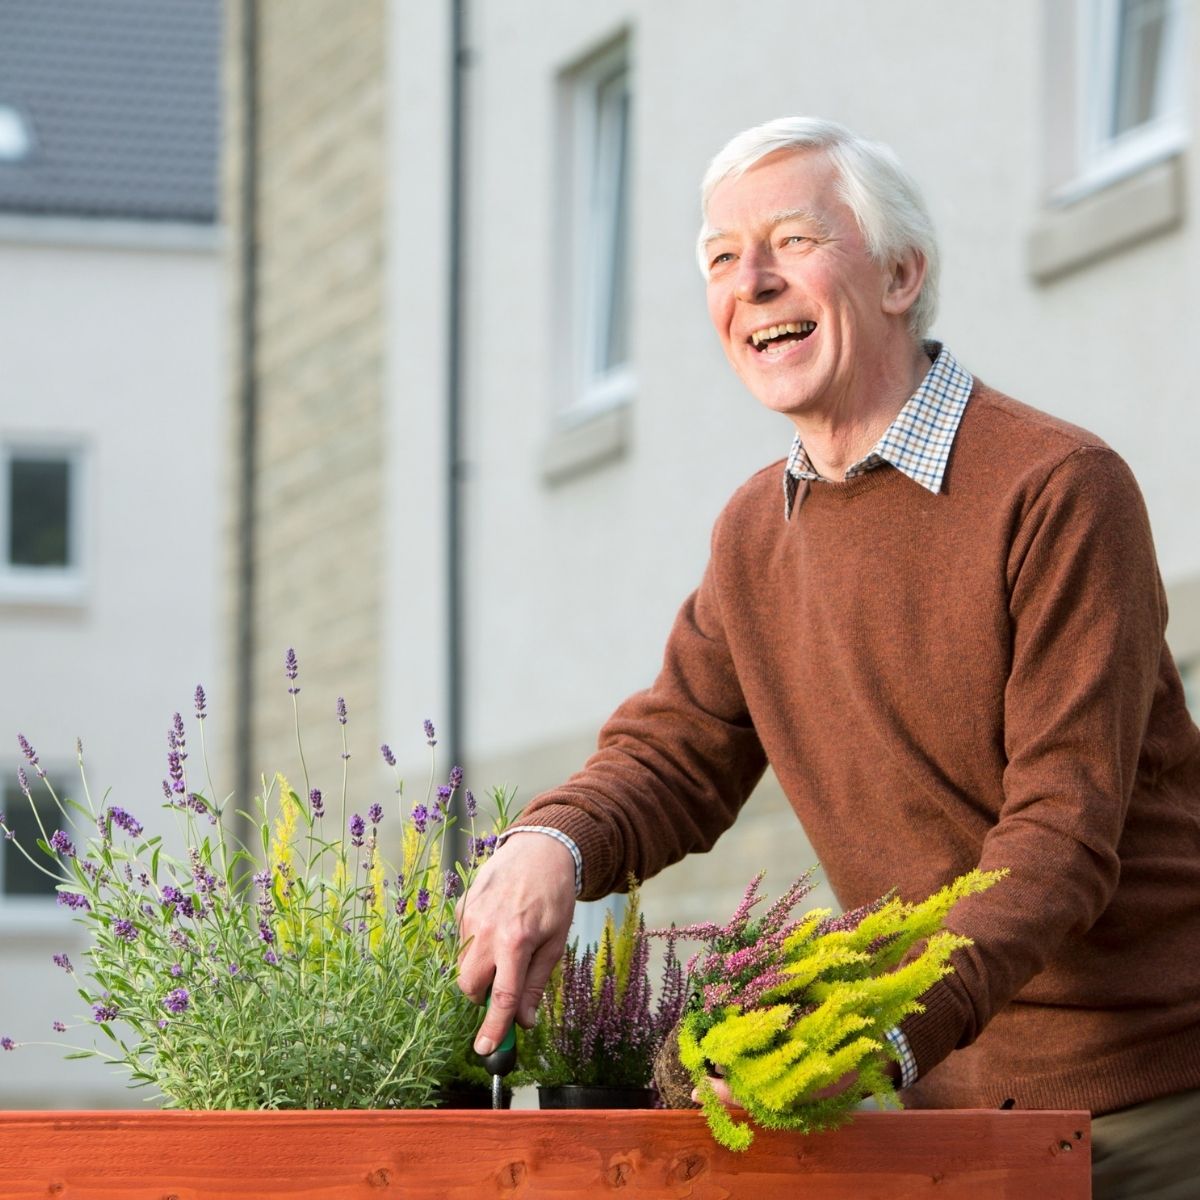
top-left (676, 868), bottom-right (1005, 1150)
top-left (1, 663), bottom-right (510, 1109)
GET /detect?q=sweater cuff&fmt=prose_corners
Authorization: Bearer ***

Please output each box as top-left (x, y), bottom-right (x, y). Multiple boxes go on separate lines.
top-left (507, 801), bottom-right (619, 900)
top-left (897, 977), bottom-right (969, 1082)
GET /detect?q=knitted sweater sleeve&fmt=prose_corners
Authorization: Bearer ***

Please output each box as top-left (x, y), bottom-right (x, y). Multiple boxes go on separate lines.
top-left (901, 445), bottom-right (1169, 1079)
top-left (514, 524), bottom-right (769, 899)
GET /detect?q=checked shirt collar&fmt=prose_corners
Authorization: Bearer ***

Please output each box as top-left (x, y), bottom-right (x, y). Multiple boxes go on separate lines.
top-left (783, 341), bottom-right (974, 519)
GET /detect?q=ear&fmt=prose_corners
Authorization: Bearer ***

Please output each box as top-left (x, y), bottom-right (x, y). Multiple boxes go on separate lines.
top-left (881, 247), bottom-right (926, 319)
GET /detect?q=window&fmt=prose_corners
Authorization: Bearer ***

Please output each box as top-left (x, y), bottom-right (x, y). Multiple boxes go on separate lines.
top-left (0, 443), bottom-right (86, 603)
top-left (1, 779), bottom-right (59, 902)
top-left (0, 103), bottom-right (33, 163)
top-left (1073, 0), bottom-right (1186, 196)
top-left (562, 38), bottom-right (633, 420)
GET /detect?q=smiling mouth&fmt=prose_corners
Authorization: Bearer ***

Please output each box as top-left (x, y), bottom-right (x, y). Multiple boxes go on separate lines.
top-left (749, 321), bottom-right (816, 353)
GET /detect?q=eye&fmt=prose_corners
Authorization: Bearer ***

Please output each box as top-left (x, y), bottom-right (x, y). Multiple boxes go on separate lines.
top-left (710, 251), bottom-right (735, 267)
top-left (781, 234), bottom-right (811, 248)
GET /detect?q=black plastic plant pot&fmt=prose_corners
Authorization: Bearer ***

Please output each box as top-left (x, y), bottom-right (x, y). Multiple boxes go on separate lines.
top-left (537, 1085), bottom-right (657, 1109)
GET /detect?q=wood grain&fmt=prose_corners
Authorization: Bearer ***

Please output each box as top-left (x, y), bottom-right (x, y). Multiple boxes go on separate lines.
top-left (0, 1108), bottom-right (1091, 1199)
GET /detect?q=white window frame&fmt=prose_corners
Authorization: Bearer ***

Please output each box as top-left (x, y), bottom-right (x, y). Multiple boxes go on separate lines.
top-left (1062, 0), bottom-right (1187, 202)
top-left (561, 39), bottom-right (634, 424)
top-left (0, 440), bottom-right (88, 605)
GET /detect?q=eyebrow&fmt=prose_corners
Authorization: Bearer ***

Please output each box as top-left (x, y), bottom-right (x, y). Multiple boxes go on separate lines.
top-left (702, 207), bottom-right (831, 249)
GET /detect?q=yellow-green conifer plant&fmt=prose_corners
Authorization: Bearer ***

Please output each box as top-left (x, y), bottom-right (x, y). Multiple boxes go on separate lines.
top-left (666, 867), bottom-right (1004, 1150)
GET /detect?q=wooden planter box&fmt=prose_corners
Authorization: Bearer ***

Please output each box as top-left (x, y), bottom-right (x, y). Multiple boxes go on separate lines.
top-left (0, 1108), bottom-right (1091, 1198)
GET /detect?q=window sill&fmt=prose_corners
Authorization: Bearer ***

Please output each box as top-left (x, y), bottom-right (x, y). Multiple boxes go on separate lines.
top-left (1027, 152), bottom-right (1184, 284)
top-left (540, 400), bottom-right (631, 485)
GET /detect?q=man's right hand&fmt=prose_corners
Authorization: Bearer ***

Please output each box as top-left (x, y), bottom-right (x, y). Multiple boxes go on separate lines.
top-left (455, 831), bottom-right (577, 1055)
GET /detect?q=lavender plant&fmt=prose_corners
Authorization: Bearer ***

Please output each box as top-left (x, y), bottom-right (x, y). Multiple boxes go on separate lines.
top-left (0, 650), bottom-right (508, 1109)
top-left (520, 881), bottom-right (687, 1090)
top-left (664, 867), bottom-right (1004, 1150)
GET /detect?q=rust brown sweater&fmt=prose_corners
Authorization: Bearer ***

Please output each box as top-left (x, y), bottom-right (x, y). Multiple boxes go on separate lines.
top-left (520, 381), bottom-right (1200, 1116)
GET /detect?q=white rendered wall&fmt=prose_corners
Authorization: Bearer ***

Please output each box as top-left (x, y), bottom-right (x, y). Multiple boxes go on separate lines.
top-left (0, 231), bottom-right (220, 1106)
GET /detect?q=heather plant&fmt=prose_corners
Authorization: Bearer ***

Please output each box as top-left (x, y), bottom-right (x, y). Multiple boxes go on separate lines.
top-left (667, 867), bottom-right (1004, 1150)
top-left (520, 881), bottom-right (687, 1090)
top-left (0, 650), bottom-right (509, 1109)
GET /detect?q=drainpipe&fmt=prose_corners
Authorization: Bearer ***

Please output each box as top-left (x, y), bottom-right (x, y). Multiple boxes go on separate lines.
top-left (446, 0), bottom-right (467, 781)
top-left (233, 0), bottom-right (260, 838)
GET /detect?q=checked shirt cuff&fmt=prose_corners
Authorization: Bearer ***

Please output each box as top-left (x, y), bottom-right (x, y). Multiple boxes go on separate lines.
top-left (883, 1025), bottom-right (919, 1089)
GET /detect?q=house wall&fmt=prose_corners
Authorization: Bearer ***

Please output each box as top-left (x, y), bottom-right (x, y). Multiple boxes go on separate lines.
top-left (0, 229), bottom-right (220, 1106)
top-left (385, 0), bottom-right (1199, 933)
top-left (221, 0), bottom-right (390, 805)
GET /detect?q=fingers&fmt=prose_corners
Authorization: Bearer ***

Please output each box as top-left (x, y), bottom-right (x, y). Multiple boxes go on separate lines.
top-left (692, 1075), bottom-right (743, 1109)
top-left (454, 832), bottom-right (577, 1052)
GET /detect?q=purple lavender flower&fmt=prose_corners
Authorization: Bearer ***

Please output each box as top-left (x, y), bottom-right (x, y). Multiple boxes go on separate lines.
top-left (49, 830), bottom-right (76, 858)
top-left (138, 872), bottom-right (150, 888)
top-left (309, 788), bottom-right (324, 818)
top-left (336, 696), bottom-right (347, 725)
top-left (161, 886), bottom-right (184, 907)
top-left (285, 648), bottom-right (300, 695)
top-left (448, 764), bottom-right (463, 789)
top-left (465, 789), bottom-right (477, 819)
top-left (349, 814), bottom-right (366, 847)
top-left (92, 1001), bottom-right (119, 1023)
top-left (109, 807), bottom-right (144, 838)
top-left (368, 802), bottom-right (383, 826)
top-left (167, 749), bottom-right (185, 794)
top-left (163, 989), bottom-right (189, 1015)
top-left (380, 744), bottom-right (396, 767)
top-left (423, 718), bottom-right (436, 747)
top-left (57, 892), bottom-right (90, 911)
top-left (17, 733), bottom-right (46, 779)
top-left (80, 859), bottom-right (100, 882)
top-left (52, 1021), bottom-right (66, 1033)
top-left (173, 711), bottom-right (186, 747)
top-left (435, 785), bottom-right (452, 808)
top-left (443, 870), bottom-right (462, 900)
top-left (0, 1036), bottom-right (14, 1051)
top-left (394, 896), bottom-right (408, 916)
top-left (264, 950), bottom-right (279, 966)
top-left (253, 870), bottom-right (270, 889)
top-left (194, 684), bottom-right (207, 719)
top-left (112, 919), bottom-right (138, 943)
top-left (16, 767), bottom-right (29, 797)
top-left (416, 888), bottom-right (430, 914)
top-left (169, 963), bottom-right (184, 978)
top-left (52, 953), bottom-right (72, 971)
top-left (258, 920), bottom-right (274, 944)
top-left (410, 804), bottom-right (428, 834)
top-left (228, 963), bottom-right (240, 976)
top-left (162, 780), bottom-right (173, 800)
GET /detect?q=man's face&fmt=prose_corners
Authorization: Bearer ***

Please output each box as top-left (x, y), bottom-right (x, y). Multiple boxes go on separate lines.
top-left (703, 149), bottom-right (906, 423)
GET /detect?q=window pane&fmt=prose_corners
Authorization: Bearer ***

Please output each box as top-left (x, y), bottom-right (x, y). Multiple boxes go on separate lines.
top-left (597, 71), bottom-right (631, 372)
top-left (8, 457), bottom-right (71, 568)
top-left (1, 783), bottom-right (60, 898)
top-left (1112, 0), bottom-right (1170, 136)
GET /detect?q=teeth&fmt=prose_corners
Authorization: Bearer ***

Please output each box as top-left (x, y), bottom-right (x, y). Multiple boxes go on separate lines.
top-left (751, 321), bottom-right (815, 347)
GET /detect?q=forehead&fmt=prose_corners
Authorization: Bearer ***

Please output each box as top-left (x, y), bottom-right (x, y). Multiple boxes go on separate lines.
top-left (704, 148), bottom-right (849, 237)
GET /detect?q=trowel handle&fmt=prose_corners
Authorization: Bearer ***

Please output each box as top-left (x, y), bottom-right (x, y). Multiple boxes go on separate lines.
top-left (477, 989), bottom-right (518, 1077)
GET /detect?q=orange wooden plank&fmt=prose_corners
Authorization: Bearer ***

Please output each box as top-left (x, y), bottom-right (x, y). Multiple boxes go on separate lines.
top-left (0, 1108), bottom-right (1091, 1199)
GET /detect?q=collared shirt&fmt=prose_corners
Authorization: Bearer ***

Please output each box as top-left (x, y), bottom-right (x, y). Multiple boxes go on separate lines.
top-left (783, 341), bottom-right (974, 519)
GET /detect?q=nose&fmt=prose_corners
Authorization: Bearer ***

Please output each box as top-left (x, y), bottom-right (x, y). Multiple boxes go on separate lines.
top-left (733, 249), bottom-right (784, 304)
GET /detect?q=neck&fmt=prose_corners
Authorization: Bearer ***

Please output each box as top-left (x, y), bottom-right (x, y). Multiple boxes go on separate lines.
top-left (793, 341), bottom-right (931, 480)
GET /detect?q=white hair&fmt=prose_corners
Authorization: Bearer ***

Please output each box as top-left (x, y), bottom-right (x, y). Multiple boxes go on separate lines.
top-left (697, 117), bottom-right (940, 339)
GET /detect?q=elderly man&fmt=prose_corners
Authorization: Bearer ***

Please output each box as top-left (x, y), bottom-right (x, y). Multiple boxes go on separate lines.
top-left (457, 117), bottom-right (1200, 1198)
